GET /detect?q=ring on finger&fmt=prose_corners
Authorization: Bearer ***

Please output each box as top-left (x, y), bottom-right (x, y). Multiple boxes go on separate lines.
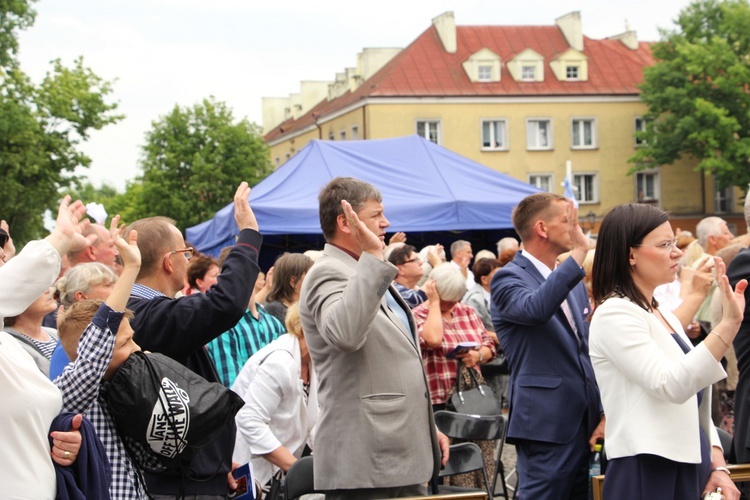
top-left (64, 450), bottom-right (70, 458)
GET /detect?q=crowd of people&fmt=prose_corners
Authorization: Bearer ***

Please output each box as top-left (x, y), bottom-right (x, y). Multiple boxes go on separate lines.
top-left (2, 177), bottom-right (750, 500)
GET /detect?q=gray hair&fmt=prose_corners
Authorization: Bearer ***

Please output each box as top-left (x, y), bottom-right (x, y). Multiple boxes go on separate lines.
top-left (56, 262), bottom-right (118, 307)
top-left (450, 240), bottom-right (470, 257)
top-left (496, 237), bottom-right (519, 254)
top-left (696, 217), bottom-right (726, 250)
top-left (429, 263), bottom-right (466, 302)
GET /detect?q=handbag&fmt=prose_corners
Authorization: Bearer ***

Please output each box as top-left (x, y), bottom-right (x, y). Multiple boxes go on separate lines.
top-left (102, 351), bottom-right (245, 468)
top-left (265, 469), bottom-right (283, 500)
top-left (447, 360), bottom-right (499, 415)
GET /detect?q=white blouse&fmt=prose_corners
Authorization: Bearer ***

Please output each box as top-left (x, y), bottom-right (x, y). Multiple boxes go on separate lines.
top-left (232, 334), bottom-right (318, 486)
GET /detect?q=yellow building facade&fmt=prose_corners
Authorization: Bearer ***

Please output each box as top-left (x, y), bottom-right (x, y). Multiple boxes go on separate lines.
top-left (264, 13), bottom-right (745, 235)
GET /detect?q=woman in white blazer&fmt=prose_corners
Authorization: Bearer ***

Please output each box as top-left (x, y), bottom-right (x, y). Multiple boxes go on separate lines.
top-left (589, 203), bottom-right (746, 500)
top-left (232, 302), bottom-right (318, 490)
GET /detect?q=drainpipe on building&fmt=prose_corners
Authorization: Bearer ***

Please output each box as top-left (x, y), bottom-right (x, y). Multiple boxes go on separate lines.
top-left (312, 113), bottom-right (322, 139)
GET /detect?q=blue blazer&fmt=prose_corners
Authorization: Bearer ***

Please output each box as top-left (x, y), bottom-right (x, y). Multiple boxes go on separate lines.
top-left (490, 252), bottom-right (601, 444)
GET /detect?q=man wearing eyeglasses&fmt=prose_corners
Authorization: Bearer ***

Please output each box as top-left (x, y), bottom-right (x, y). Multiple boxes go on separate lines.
top-left (387, 244), bottom-right (427, 308)
top-left (125, 182), bottom-right (261, 499)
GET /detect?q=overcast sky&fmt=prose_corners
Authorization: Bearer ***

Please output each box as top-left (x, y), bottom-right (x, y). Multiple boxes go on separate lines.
top-left (17, 0), bottom-right (694, 191)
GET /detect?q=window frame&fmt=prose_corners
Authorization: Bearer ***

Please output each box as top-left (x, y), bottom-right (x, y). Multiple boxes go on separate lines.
top-left (351, 125), bottom-right (359, 140)
top-left (634, 117), bottom-right (647, 147)
top-left (571, 117), bottom-right (598, 150)
top-left (573, 172), bottom-right (599, 204)
top-left (521, 65), bottom-right (536, 81)
top-left (528, 173), bottom-right (554, 192)
top-left (481, 119), bottom-right (509, 151)
top-left (416, 119), bottom-right (442, 145)
top-left (565, 65), bottom-right (580, 80)
top-left (525, 118), bottom-right (553, 151)
top-left (635, 170), bottom-right (661, 206)
top-left (477, 64), bottom-right (493, 82)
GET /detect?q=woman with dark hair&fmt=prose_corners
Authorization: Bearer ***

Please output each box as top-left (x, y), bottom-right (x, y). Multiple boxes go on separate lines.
top-left (589, 203), bottom-right (746, 500)
top-left (264, 253), bottom-right (314, 324)
top-left (186, 254), bottom-right (219, 294)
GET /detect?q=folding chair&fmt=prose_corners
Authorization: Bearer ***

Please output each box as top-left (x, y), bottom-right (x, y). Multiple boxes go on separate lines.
top-left (435, 411), bottom-right (509, 500)
top-left (284, 456), bottom-right (322, 500)
top-left (437, 443), bottom-right (493, 500)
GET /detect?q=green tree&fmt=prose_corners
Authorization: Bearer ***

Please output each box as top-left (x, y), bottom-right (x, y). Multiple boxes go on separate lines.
top-left (0, 0), bottom-right (122, 243)
top-left (631, 0), bottom-right (750, 191)
top-left (138, 97), bottom-right (272, 232)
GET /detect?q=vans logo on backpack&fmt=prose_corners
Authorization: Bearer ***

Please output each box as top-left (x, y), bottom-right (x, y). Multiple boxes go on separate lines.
top-left (146, 377), bottom-right (191, 458)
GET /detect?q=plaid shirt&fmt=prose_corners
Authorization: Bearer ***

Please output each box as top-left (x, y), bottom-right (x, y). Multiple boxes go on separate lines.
top-left (53, 304), bottom-right (149, 499)
top-left (412, 302), bottom-right (496, 405)
top-left (206, 304), bottom-right (286, 387)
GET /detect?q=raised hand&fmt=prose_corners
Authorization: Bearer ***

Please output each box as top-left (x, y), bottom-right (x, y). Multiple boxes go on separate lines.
top-left (423, 279), bottom-right (440, 303)
top-left (389, 232), bottom-right (407, 245)
top-left (233, 181), bottom-right (259, 231)
top-left (342, 199), bottom-right (384, 257)
top-left (45, 196), bottom-right (97, 257)
top-left (109, 215), bottom-right (140, 269)
top-left (716, 257), bottom-right (747, 330)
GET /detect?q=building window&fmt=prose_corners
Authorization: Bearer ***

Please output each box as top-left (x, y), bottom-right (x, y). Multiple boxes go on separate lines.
top-left (275, 157), bottom-right (280, 166)
top-left (571, 118), bottom-right (597, 149)
top-left (481, 119), bottom-right (508, 150)
top-left (478, 65), bottom-right (492, 82)
top-left (528, 174), bottom-right (553, 192)
top-left (340, 130), bottom-right (346, 141)
top-left (526, 118), bottom-right (552, 150)
top-left (634, 117), bottom-right (647, 147)
top-left (566, 65), bottom-right (579, 80)
top-left (328, 132), bottom-right (335, 141)
top-left (636, 171), bottom-right (660, 205)
top-left (351, 125), bottom-right (359, 140)
top-left (573, 173), bottom-right (599, 204)
top-left (714, 175), bottom-right (733, 213)
top-left (521, 65), bottom-right (536, 81)
top-left (285, 153), bottom-right (291, 160)
top-left (417, 120), bottom-right (441, 144)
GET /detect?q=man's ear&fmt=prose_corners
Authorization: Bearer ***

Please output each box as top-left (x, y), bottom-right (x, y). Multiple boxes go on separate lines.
top-left (533, 220), bottom-right (547, 239)
top-left (162, 253), bottom-right (174, 274)
top-left (337, 213), bottom-right (352, 235)
top-left (84, 244), bottom-right (97, 261)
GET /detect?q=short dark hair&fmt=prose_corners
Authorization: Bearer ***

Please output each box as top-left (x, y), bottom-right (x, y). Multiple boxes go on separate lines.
top-left (472, 258), bottom-right (502, 284)
top-left (266, 253), bottom-right (314, 304)
top-left (512, 193), bottom-right (567, 241)
top-left (318, 177), bottom-right (382, 241)
top-left (388, 244), bottom-right (417, 266)
top-left (186, 254), bottom-right (218, 289)
top-left (592, 203), bottom-right (669, 312)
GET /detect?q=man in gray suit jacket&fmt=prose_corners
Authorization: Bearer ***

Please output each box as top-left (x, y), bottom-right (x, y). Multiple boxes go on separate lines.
top-left (300, 177), bottom-right (449, 499)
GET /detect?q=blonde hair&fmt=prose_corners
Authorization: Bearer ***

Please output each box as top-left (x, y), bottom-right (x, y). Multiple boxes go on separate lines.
top-left (285, 302), bottom-right (303, 339)
top-left (57, 299), bottom-right (133, 361)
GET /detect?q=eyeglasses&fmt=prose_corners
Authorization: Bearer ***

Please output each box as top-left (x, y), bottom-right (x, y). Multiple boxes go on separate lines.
top-left (403, 257), bottom-right (422, 265)
top-left (634, 238), bottom-right (679, 252)
top-left (165, 247), bottom-right (194, 261)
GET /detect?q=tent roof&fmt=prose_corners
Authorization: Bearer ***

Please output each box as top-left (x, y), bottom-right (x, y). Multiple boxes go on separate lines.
top-left (187, 135), bottom-right (539, 252)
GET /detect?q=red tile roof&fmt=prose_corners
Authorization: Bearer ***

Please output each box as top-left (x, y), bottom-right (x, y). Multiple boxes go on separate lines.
top-left (265, 23), bottom-right (654, 142)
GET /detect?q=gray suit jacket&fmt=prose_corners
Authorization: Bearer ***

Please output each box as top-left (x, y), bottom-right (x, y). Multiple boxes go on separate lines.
top-left (300, 244), bottom-right (440, 489)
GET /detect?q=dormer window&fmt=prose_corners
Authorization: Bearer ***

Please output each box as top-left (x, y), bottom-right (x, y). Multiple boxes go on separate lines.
top-left (507, 49), bottom-right (544, 82)
top-left (478, 65), bottom-right (492, 82)
top-left (550, 48), bottom-right (588, 82)
top-left (462, 49), bottom-right (501, 83)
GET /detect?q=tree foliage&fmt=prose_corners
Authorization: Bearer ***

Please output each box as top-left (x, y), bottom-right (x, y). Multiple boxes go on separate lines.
top-left (0, 0), bottom-right (122, 243)
top-left (137, 97), bottom-right (272, 233)
top-left (631, 0), bottom-right (750, 190)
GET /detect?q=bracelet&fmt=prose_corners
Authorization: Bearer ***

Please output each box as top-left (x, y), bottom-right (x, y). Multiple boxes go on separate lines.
top-left (478, 350), bottom-right (484, 363)
top-left (711, 466), bottom-right (731, 477)
top-left (711, 331), bottom-right (730, 348)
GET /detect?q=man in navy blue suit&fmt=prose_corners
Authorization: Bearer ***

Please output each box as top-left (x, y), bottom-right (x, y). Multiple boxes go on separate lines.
top-left (491, 192), bottom-right (604, 499)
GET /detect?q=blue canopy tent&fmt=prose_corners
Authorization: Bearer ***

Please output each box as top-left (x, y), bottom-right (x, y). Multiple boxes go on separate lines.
top-left (187, 135), bottom-right (540, 256)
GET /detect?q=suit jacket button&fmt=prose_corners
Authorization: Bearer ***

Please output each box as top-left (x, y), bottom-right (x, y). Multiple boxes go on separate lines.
top-left (425, 391), bottom-right (429, 398)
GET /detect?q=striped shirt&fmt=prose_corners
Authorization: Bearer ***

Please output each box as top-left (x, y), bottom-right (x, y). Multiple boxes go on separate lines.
top-left (206, 304), bottom-right (286, 388)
